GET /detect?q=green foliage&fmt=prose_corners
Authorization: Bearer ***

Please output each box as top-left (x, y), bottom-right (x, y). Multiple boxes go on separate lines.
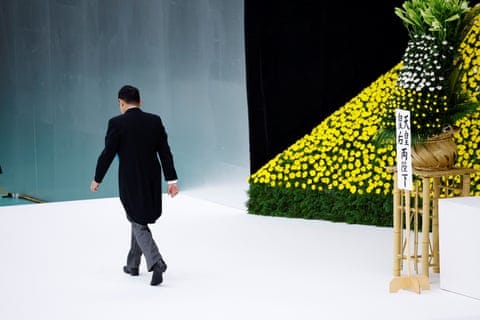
top-left (247, 184), bottom-right (394, 227)
top-left (395, 0), bottom-right (470, 45)
top-left (377, 0), bottom-right (476, 145)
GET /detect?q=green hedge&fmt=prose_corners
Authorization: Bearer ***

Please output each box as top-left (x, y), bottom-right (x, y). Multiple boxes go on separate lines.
top-left (247, 183), bottom-right (393, 227)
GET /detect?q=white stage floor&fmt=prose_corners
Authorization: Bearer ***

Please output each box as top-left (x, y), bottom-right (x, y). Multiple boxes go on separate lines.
top-left (1, 195), bottom-right (479, 320)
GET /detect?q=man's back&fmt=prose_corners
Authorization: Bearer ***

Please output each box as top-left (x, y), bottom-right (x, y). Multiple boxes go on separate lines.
top-left (113, 108), bottom-right (164, 170)
top-left (95, 107), bottom-right (177, 224)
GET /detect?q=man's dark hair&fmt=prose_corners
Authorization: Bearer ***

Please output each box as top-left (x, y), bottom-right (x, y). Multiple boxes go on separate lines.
top-left (118, 85), bottom-right (140, 104)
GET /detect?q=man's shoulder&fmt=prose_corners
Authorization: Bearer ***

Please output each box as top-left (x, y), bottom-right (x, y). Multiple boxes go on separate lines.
top-left (142, 111), bottom-right (162, 120)
top-left (108, 110), bottom-right (163, 125)
top-left (108, 114), bottom-right (123, 125)
top-left (110, 114), bottom-right (124, 121)
top-left (141, 111), bottom-right (164, 125)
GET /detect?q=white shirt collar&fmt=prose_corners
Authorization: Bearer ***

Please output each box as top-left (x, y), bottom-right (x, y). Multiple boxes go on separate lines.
top-left (125, 105), bottom-right (139, 111)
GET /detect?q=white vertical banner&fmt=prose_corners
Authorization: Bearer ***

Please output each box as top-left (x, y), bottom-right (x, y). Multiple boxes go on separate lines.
top-left (396, 109), bottom-right (412, 190)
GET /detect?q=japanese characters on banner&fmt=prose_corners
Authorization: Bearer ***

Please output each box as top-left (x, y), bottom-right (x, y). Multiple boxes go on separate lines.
top-left (396, 109), bottom-right (412, 190)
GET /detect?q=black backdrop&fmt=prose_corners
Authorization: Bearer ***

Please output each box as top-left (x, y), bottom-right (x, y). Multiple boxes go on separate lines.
top-left (245, 0), bottom-right (408, 173)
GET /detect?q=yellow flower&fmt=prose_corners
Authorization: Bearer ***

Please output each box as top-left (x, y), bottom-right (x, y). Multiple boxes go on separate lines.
top-left (248, 16), bottom-right (480, 197)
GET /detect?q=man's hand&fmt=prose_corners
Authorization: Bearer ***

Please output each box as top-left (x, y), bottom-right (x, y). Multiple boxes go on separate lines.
top-left (90, 180), bottom-right (100, 192)
top-left (168, 183), bottom-right (179, 198)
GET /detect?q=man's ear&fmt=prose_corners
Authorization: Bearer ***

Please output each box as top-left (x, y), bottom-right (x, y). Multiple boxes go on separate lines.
top-left (138, 100), bottom-right (142, 107)
top-left (119, 99), bottom-right (126, 113)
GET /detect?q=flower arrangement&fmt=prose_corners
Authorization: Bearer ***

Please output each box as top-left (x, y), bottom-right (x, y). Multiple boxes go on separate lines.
top-left (249, 67), bottom-right (400, 197)
top-left (247, 3), bottom-right (480, 226)
top-left (377, 0), bottom-right (475, 143)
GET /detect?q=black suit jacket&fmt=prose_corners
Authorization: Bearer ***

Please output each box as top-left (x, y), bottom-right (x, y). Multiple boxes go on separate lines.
top-left (95, 108), bottom-right (178, 224)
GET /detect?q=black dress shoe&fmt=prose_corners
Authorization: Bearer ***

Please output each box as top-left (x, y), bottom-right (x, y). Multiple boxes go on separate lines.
top-left (123, 266), bottom-right (139, 276)
top-left (150, 262), bottom-right (167, 286)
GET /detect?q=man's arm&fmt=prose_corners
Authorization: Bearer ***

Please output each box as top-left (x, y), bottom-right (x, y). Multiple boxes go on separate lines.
top-left (91, 119), bottom-right (120, 192)
top-left (156, 118), bottom-right (179, 197)
top-left (156, 118), bottom-right (178, 181)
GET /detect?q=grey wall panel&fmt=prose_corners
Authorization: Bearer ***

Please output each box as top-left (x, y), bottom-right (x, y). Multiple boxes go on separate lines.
top-left (0, 0), bottom-right (248, 209)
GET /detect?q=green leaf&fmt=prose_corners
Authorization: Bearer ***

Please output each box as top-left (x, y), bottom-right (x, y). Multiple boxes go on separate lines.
top-left (445, 13), bottom-right (461, 22)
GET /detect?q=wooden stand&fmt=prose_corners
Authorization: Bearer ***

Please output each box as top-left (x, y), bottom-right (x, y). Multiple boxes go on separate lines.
top-left (388, 167), bottom-right (476, 293)
top-left (389, 188), bottom-right (430, 293)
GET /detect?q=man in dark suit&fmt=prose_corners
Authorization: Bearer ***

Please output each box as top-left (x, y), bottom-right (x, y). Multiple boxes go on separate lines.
top-left (90, 85), bottom-right (179, 286)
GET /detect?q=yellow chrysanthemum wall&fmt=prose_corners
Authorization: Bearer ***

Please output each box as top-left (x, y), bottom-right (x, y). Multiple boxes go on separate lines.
top-left (455, 16), bottom-right (480, 171)
top-left (249, 66), bottom-right (400, 195)
top-left (248, 14), bottom-right (480, 224)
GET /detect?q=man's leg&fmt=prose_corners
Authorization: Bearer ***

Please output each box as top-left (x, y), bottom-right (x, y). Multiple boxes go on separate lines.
top-left (124, 228), bottom-right (142, 275)
top-left (131, 222), bottom-right (165, 272)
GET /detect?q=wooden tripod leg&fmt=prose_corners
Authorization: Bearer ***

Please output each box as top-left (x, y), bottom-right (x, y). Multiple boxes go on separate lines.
top-left (390, 189), bottom-right (430, 293)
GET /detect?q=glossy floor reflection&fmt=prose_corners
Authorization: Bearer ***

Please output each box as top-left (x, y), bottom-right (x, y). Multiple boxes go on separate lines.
top-left (0, 195), bottom-right (479, 320)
